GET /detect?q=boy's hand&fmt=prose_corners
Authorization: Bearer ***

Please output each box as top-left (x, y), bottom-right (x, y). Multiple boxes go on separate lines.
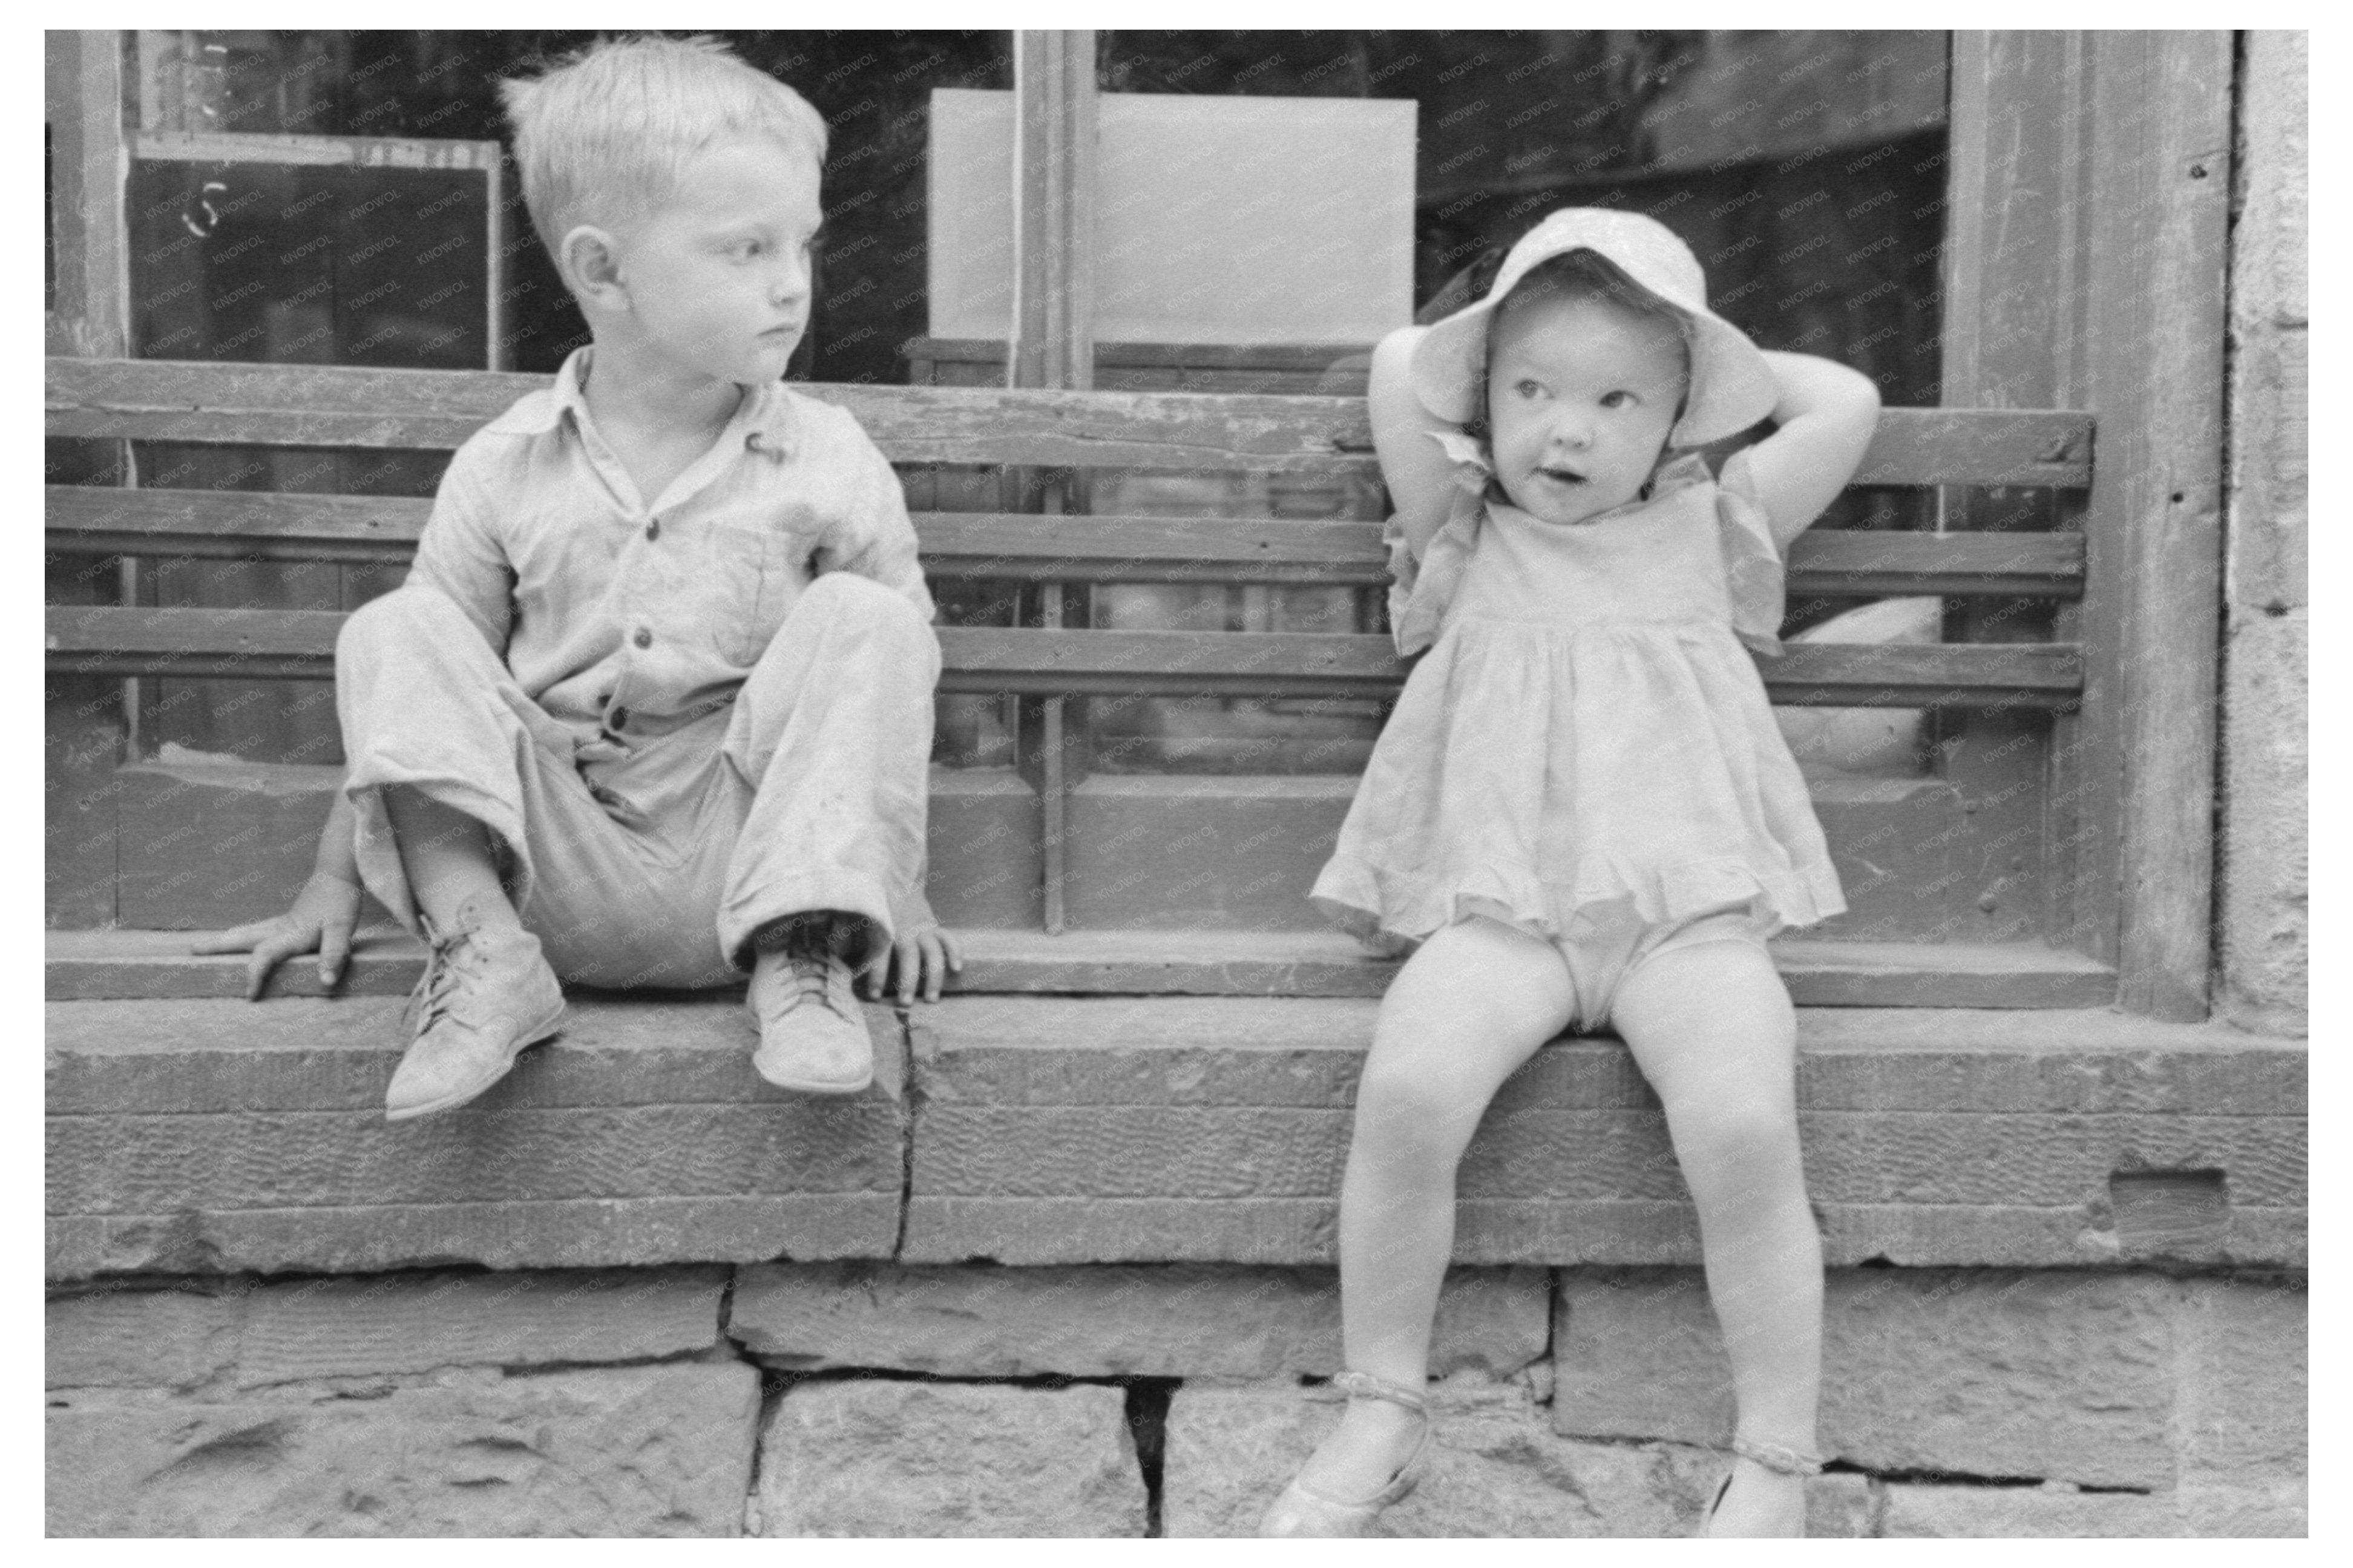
top-left (191, 869), bottom-right (365, 1000)
top-left (858, 921), bottom-right (963, 1006)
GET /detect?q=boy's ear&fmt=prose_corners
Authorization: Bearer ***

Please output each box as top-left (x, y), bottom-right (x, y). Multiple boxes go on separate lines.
top-left (560, 225), bottom-right (629, 313)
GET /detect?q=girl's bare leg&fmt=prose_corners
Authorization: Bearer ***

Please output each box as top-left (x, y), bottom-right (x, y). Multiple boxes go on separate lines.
top-left (1299, 916), bottom-right (1577, 1499)
top-left (384, 785), bottom-right (518, 932)
top-left (1612, 937), bottom-right (1820, 1538)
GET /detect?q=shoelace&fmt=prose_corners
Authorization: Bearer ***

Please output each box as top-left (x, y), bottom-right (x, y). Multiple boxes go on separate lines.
top-left (781, 938), bottom-right (857, 1019)
top-left (405, 924), bottom-right (482, 1034)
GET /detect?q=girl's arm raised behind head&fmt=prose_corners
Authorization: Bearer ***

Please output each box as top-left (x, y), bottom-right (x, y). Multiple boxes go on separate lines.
top-left (1739, 351), bottom-right (1882, 551)
top-left (1367, 325), bottom-right (1469, 562)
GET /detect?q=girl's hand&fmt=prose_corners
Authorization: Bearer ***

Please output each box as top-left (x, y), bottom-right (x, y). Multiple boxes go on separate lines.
top-left (858, 921), bottom-right (964, 1006)
top-left (190, 869), bottom-right (364, 1000)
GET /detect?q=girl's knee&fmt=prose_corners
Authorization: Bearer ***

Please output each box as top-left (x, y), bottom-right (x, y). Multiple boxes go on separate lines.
top-left (1351, 1057), bottom-right (1486, 1162)
top-left (1667, 1097), bottom-right (1803, 1189)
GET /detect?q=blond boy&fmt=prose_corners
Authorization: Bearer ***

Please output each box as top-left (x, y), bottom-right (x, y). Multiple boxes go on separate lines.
top-left (201, 36), bottom-right (956, 1114)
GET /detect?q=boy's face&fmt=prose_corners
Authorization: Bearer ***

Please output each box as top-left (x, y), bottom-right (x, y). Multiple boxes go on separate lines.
top-left (1486, 290), bottom-right (1687, 526)
top-left (612, 133), bottom-right (823, 387)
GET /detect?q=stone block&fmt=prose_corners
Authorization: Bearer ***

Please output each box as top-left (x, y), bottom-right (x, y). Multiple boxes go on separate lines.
top-left (1881, 1483), bottom-right (2175, 1538)
top-left (754, 1380), bottom-right (1146, 1537)
top-left (1883, 1479), bottom-right (2307, 1538)
top-left (2232, 30), bottom-right (2306, 329)
top-left (48, 1267), bottom-right (726, 1392)
top-left (2227, 327), bottom-right (2308, 612)
top-left (47, 996), bottom-right (905, 1278)
top-left (1554, 1268), bottom-right (2176, 1489)
top-left (45, 1362), bottom-right (761, 1537)
top-left (729, 1262), bottom-right (1546, 1379)
top-left (2219, 609), bottom-right (2308, 1034)
top-left (2173, 1481), bottom-right (2309, 1537)
top-left (2171, 1276), bottom-right (2306, 1484)
top-left (1161, 1384), bottom-right (1869, 1538)
top-left (907, 999), bottom-right (2306, 1268)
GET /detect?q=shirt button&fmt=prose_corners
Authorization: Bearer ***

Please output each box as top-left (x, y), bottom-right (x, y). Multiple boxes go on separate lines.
top-left (645, 519), bottom-right (660, 542)
top-left (608, 706), bottom-right (630, 731)
top-left (632, 627), bottom-right (653, 649)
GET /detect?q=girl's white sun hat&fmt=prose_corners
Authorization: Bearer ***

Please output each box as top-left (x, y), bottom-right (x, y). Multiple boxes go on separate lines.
top-left (1410, 207), bottom-right (1780, 449)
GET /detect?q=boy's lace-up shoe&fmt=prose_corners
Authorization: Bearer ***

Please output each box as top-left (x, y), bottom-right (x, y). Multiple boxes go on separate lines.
top-left (748, 920), bottom-right (874, 1094)
top-left (383, 901), bottom-right (566, 1123)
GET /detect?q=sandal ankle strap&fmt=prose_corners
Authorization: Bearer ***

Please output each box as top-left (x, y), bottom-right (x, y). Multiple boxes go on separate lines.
top-left (1331, 1369), bottom-right (1427, 1415)
top-left (1731, 1435), bottom-right (1826, 1477)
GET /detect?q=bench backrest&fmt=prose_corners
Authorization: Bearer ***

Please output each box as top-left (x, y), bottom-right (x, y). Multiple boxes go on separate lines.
top-left (48, 356), bottom-right (2089, 711)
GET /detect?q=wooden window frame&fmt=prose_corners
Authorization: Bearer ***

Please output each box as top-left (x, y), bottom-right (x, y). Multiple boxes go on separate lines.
top-left (994, 29), bottom-right (2231, 1020)
top-left (47, 30), bottom-right (2234, 1021)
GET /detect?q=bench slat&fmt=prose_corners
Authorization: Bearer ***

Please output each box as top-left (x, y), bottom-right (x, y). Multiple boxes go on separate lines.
top-left (48, 358), bottom-right (2093, 487)
top-left (47, 606), bottom-right (2084, 707)
top-left (48, 486), bottom-right (2088, 597)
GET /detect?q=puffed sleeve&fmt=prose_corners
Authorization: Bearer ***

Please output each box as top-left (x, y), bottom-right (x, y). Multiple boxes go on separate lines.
top-left (1388, 430), bottom-right (1493, 657)
top-left (1711, 446), bottom-right (1787, 657)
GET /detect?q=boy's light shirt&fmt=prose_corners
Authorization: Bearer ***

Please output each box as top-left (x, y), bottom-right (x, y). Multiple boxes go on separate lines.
top-left (411, 347), bottom-right (936, 746)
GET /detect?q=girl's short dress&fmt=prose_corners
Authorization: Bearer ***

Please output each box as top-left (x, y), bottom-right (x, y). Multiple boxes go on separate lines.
top-left (1310, 435), bottom-right (1846, 1030)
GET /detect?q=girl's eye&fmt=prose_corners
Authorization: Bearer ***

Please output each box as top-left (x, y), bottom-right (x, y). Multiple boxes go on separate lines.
top-left (727, 240), bottom-right (763, 260)
top-left (1514, 379), bottom-right (1543, 399)
top-left (1601, 390), bottom-right (1635, 409)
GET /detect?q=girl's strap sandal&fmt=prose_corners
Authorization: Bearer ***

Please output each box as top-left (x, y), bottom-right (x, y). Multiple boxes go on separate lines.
top-left (1331, 1368), bottom-right (1428, 1415)
top-left (1730, 1436), bottom-right (1827, 1477)
top-left (1257, 1370), bottom-right (1432, 1537)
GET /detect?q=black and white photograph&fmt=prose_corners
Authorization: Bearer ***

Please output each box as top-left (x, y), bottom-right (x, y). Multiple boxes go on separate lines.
top-left (41, 21), bottom-right (2310, 1540)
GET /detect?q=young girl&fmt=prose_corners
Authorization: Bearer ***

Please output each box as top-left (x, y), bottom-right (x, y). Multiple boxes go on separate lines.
top-left (1260, 209), bottom-right (1880, 1538)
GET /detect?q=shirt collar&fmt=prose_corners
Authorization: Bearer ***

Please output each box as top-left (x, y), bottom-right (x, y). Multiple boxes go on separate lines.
top-left (481, 346), bottom-right (801, 459)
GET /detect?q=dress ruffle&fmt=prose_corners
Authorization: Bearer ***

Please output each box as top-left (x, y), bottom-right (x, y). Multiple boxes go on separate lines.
top-left (1311, 848), bottom-right (1844, 959)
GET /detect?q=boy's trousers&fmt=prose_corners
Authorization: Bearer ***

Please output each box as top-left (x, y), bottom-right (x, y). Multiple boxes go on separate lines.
top-left (335, 575), bottom-right (940, 988)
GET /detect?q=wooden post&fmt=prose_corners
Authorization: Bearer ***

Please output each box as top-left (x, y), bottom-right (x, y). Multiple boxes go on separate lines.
top-left (1938, 32), bottom-right (2098, 968)
top-left (47, 30), bottom-right (137, 755)
top-left (1008, 30), bottom-right (1097, 934)
top-left (2075, 32), bottom-right (2233, 1019)
top-left (46, 31), bottom-right (131, 359)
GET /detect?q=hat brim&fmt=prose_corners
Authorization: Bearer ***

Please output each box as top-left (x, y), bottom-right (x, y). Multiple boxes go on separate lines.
top-left (1409, 291), bottom-right (1779, 450)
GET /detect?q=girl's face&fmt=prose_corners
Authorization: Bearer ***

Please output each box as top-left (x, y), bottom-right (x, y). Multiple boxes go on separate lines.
top-left (1486, 290), bottom-right (1689, 526)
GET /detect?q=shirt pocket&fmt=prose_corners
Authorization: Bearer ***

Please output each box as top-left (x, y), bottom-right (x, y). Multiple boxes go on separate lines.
top-left (699, 522), bottom-right (805, 668)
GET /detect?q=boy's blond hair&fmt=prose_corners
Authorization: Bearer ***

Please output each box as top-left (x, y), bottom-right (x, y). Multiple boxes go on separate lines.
top-left (500, 34), bottom-right (827, 266)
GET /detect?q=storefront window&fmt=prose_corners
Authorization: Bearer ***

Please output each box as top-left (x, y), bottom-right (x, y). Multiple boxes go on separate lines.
top-left (937, 31), bottom-right (1954, 778)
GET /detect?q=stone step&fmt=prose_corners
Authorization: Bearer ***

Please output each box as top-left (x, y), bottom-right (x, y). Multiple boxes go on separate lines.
top-left (47, 988), bottom-right (2302, 1281)
top-left (901, 997), bottom-right (2304, 1271)
top-left (47, 991), bottom-right (908, 1280)
top-left (48, 925), bottom-right (2118, 1006)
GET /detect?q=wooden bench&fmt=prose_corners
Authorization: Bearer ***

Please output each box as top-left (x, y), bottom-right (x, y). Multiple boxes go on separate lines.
top-left (47, 353), bottom-right (2099, 1005)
